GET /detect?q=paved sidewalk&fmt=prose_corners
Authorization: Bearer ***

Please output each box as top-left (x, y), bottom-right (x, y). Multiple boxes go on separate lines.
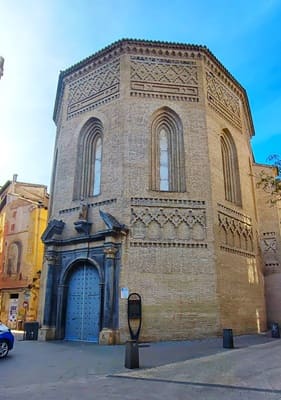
top-left (1, 332), bottom-right (280, 399)
top-left (113, 339), bottom-right (281, 399)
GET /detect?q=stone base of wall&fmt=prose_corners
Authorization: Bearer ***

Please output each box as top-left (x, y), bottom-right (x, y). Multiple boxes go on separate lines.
top-left (99, 328), bottom-right (120, 345)
top-left (38, 326), bottom-right (57, 341)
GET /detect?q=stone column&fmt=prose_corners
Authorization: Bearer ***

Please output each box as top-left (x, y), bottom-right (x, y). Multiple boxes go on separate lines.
top-left (55, 284), bottom-right (67, 340)
top-left (99, 245), bottom-right (118, 344)
top-left (38, 252), bottom-right (58, 341)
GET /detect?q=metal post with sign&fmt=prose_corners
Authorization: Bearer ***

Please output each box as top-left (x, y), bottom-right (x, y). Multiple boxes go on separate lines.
top-left (125, 293), bottom-right (142, 369)
top-left (127, 293), bottom-right (142, 340)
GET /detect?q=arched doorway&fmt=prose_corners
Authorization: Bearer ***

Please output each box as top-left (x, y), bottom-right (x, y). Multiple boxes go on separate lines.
top-left (65, 262), bottom-right (101, 342)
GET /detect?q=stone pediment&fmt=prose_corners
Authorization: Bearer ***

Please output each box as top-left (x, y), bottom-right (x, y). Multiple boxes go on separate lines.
top-left (41, 219), bottom-right (65, 242)
top-left (99, 210), bottom-right (128, 234)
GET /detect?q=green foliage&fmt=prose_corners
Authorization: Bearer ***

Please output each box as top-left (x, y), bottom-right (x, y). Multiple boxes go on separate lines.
top-left (257, 154), bottom-right (281, 203)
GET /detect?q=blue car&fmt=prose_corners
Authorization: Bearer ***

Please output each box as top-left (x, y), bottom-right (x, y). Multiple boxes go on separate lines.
top-left (0, 322), bottom-right (14, 358)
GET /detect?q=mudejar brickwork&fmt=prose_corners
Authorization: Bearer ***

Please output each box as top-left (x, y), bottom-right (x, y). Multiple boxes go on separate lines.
top-left (39, 39), bottom-right (281, 344)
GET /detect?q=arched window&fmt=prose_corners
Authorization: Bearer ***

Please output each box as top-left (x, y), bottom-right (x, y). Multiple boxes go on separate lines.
top-left (151, 107), bottom-right (186, 192)
top-left (93, 136), bottom-right (102, 196)
top-left (6, 241), bottom-right (22, 275)
top-left (221, 129), bottom-right (242, 206)
top-left (74, 118), bottom-right (103, 199)
top-left (159, 128), bottom-right (169, 190)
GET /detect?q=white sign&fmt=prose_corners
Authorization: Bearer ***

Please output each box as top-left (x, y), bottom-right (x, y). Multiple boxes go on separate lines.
top-left (24, 292), bottom-right (31, 300)
top-left (121, 287), bottom-right (129, 299)
top-left (9, 299), bottom-right (18, 322)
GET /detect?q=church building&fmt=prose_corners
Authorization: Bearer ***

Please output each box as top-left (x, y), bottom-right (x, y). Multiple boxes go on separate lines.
top-left (39, 39), bottom-right (281, 344)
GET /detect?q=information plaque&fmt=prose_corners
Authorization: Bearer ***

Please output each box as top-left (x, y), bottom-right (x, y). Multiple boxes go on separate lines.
top-left (127, 293), bottom-right (142, 340)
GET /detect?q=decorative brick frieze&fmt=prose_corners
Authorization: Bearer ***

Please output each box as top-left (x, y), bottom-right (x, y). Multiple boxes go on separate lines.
top-left (131, 197), bottom-right (205, 208)
top-left (130, 199), bottom-right (207, 245)
top-left (264, 263), bottom-right (281, 276)
top-left (206, 70), bottom-right (241, 129)
top-left (261, 234), bottom-right (277, 253)
top-left (130, 241), bottom-right (207, 248)
top-left (130, 56), bottom-right (199, 102)
top-left (260, 232), bottom-right (279, 274)
top-left (218, 206), bottom-right (253, 255)
top-left (67, 59), bottom-right (120, 119)
top-left (59, 206), bottom-right (80, 215)
top-left (220, 245), bottom-right (255, 258)
top-left (125, 43), bottom-right (204, 60)
top-left (217, 203), bottom-right (251, 224)
top-left (59, 198), bottom-right (117, 215)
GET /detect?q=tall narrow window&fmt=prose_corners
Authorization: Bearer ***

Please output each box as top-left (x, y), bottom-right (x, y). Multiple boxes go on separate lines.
top-left (151, 107), bottom-right (186, 192)
top-left (74, 118), bottom-right (103, 200)
top-left (221, 129), bottom-right (242, 206)
top-left (159, 129), bottom-right (169, 191)
top-left (93, 137), bottom-right (102, 196)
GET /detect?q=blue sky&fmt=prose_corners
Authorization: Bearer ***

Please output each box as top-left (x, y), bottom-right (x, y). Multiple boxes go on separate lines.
top-left (0, 0), bottom-right (280, 189)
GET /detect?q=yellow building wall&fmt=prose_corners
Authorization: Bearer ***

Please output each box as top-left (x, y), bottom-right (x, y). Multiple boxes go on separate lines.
top-left (0, 196), bottom-right (48, 327)
top-left (23, 206), bottom-right (48, 322)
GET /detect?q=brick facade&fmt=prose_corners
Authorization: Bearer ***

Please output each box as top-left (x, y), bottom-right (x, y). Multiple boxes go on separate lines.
top-left (40, 39), bottom-right (279, 343)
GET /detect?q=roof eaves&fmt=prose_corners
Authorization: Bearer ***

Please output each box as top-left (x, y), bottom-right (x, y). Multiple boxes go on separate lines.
top-left (53, 38), bottom-right (255, 135)
top-left (0, 180), bottom-right (11, 197)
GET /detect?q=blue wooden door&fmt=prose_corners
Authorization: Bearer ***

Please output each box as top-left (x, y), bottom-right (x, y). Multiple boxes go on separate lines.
top-left (65, 263), bottom-right (100, 342)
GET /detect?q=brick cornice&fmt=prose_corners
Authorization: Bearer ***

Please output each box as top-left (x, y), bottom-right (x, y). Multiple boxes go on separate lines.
top-left (53, 39), bottom-right (254, 136)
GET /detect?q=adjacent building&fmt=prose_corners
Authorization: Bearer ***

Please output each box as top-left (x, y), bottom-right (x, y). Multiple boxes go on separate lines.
top-left (40, 39), bottom-right (280, 344)
top-left (254, 164), bottom-right (281, 328)
top-left (0, 176), bottom-right (48, 328)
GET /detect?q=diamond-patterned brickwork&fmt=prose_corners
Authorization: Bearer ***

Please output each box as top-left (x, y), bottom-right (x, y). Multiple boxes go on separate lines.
top-left (206, 70), bottom-right (241, 129)
top-left (67, 59), bottom-right (120, 118)
top-left (130, 56), bottom-right (199, 101)
top-left (130, 198), bottom-right (206, 245)
top-left (261, 232), bottom-right (280, 275)
top-left (218, 206), bottom-right (254, 256)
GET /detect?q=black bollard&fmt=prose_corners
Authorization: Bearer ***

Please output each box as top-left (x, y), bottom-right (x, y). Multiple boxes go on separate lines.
top-left (271, 322), bottom-right (280, 338)
top-left (223, 328), bottom-right (234, 348)
top-left (125, 340), bottom-right (139, 369)
top-left (23, 322), bottom-right (39, 341)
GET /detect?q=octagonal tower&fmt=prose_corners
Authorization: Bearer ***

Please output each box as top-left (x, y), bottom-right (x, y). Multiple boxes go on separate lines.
top-left (40, 39), bottom-right (266, 343)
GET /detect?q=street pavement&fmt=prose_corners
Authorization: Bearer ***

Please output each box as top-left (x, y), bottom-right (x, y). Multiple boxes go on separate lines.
top-left (1, 331), bottom-right (281, 399)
